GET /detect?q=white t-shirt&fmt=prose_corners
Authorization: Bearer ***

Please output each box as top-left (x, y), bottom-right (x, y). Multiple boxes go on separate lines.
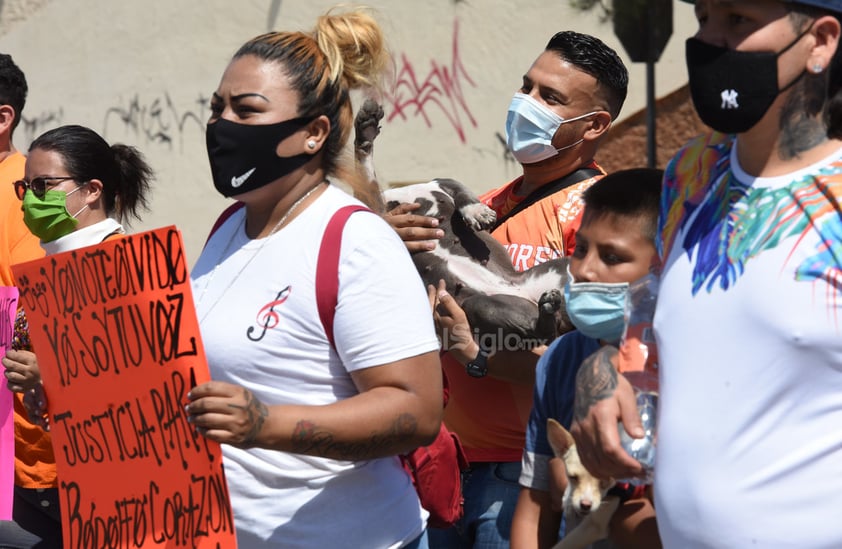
top-left (655, 134), bottom-right (842, 548)
top-left (192, 184), bottom-right (439, 549)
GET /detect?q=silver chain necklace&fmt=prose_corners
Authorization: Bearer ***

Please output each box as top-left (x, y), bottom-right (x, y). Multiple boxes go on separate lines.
top-left (196, 182), bottom-right (326, 323)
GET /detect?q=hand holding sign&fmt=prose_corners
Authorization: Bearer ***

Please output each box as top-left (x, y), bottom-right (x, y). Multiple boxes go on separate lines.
top-left (187, 380), bottom-right (269, 448)
top-left (12, 226), bottom-right (237, 548)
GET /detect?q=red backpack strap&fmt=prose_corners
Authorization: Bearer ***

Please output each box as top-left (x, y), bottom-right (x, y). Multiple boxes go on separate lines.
top-left (316, 205), bottom-right (467, 529)
top-left (204, 202), bottom-right (245, 247)
top-left (315, 205), bottom-right (371, 347)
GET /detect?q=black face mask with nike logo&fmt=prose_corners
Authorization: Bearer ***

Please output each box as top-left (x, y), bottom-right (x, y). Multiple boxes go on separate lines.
top-left (206, 116), bottom-right (314, 197)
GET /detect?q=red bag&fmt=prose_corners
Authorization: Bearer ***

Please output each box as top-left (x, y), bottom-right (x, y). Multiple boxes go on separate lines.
top-left (205, 203), bottom-right (468, 528)
top-left (397, 370), bottom-right (468, 528)
top-left (316, 206), bottom-right (468, 529)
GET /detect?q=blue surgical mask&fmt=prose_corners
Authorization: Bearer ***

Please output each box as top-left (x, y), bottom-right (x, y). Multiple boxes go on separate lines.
top-left (564, 271), bottom-right (629, 342)
top-left (505, 93), bottom-right (597, 164)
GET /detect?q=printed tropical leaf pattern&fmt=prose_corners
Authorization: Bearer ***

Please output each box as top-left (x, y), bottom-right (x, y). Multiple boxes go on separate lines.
top-left (660, 133), bottom-right (842, 299)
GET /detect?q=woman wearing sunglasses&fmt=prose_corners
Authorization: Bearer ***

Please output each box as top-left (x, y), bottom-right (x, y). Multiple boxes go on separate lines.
top-left (12, 124), bottom-right (152, 252)
top-left (1, 123), bottom-right (153, 547)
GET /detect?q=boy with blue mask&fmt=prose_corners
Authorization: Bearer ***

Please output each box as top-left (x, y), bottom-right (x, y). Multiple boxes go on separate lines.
top-left (511, 168), bottom-right (663, 549)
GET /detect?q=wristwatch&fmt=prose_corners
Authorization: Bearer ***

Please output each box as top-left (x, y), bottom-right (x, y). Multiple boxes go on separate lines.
top-left (465, 348), bottom-right (489, 378)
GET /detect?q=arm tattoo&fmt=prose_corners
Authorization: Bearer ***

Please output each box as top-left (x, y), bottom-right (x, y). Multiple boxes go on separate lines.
top-left (573, 346), bottom-right (619, 422)
top-left (228, 389), bottom-right (268, 445)
top-left (291, 413), bottom-right (418, 460)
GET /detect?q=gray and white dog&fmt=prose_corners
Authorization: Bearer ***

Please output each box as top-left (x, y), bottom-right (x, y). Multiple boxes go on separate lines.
top-left (354, 100), bottom-right (572, 349)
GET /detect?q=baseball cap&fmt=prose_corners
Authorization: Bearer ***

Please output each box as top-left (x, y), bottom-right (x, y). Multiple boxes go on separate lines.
top-left (679, 0), bottom-right (842, 13)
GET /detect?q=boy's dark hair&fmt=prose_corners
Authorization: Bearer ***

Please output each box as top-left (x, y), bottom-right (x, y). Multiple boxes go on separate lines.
top-left (582, 168), bottom-right (663, 241)
top-left (0, 54), bottom-right (27, 133)
top-left (545, 31), bottom-right (629, 119)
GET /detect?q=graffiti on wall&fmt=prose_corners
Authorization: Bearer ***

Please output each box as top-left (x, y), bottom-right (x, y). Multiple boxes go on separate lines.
top-left (102, 92), bottom-right (209, 149)
top-left (384, 19), bottom-right (477, 143)
top-left (26, 18), bottom-right (480, 154)
top-left (20, 108), bottom-right (65, 146)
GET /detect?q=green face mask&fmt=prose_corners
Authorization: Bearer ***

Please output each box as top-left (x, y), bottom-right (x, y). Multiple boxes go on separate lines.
top-left (22, 187), bottom-right (84, 242)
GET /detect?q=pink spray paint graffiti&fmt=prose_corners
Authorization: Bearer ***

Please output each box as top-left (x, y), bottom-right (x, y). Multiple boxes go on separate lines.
top-left (384, 19), bottom-right (477, 143)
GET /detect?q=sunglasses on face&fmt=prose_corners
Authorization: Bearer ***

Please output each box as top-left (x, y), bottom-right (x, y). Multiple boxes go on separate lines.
top-left (14, 176), bottom-right (77, 200)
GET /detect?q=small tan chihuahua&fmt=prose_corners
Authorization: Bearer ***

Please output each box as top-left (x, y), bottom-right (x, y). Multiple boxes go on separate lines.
top-left (547, 418), bottom-right (620, 549)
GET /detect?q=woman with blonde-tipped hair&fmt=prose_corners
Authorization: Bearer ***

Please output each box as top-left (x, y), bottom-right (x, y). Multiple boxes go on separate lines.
top-left (187, 6), bottom-right (442, 548)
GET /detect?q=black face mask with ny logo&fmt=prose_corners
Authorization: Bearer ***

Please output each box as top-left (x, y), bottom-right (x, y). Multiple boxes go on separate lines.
top-left (685, 25), bottom-right (812, 135)
top-left (206, 116), bottom-right (315, 197)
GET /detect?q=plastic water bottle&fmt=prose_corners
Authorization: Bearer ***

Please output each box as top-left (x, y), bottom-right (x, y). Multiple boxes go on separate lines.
top-left (617, 273), bottom-right (659, 484)
top-left (618, 390), bottom-right (657, 483)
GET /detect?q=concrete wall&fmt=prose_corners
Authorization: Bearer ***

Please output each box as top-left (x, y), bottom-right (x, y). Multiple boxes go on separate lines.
top-left (0, 0), bottom-right (697, 263)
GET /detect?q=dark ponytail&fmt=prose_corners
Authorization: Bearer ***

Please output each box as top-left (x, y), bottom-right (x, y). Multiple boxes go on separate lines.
top-left (109, 143), bottom-right (152, 223)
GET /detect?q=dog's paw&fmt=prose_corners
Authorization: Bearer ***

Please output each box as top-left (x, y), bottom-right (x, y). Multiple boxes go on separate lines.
top-left (354, 98), bottom-right (385, 152)
top-left (459, 203), bottom-right (496, 231)
top-left (539, 289), bottom-right (563, 314)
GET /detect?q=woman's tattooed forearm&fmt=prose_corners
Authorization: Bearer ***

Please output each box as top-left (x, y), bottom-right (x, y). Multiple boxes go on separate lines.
top-left (573, 346), bottom-right (619, 421)
top-left (228, 389), bottom-right (268, 445)
top-left (291, 413), bottom-right (418, 460)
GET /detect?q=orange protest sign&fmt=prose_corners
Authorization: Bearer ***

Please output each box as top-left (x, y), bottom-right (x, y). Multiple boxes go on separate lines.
top-left (12, 226), bottom-right (237, 548)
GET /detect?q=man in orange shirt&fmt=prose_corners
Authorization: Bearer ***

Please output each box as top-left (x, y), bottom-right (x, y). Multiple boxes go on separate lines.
top-left (389, 31), bottom-right (628, 548)
top-left (0, 53), bottom-right (54, 549)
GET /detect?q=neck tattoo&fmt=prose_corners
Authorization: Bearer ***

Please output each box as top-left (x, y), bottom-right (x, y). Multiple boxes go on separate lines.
top-left (196, 182), bottom-right (326, 322)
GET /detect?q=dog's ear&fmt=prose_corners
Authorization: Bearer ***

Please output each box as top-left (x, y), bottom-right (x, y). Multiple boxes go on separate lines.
top-left (547, 418), bottom-right (575, 458)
